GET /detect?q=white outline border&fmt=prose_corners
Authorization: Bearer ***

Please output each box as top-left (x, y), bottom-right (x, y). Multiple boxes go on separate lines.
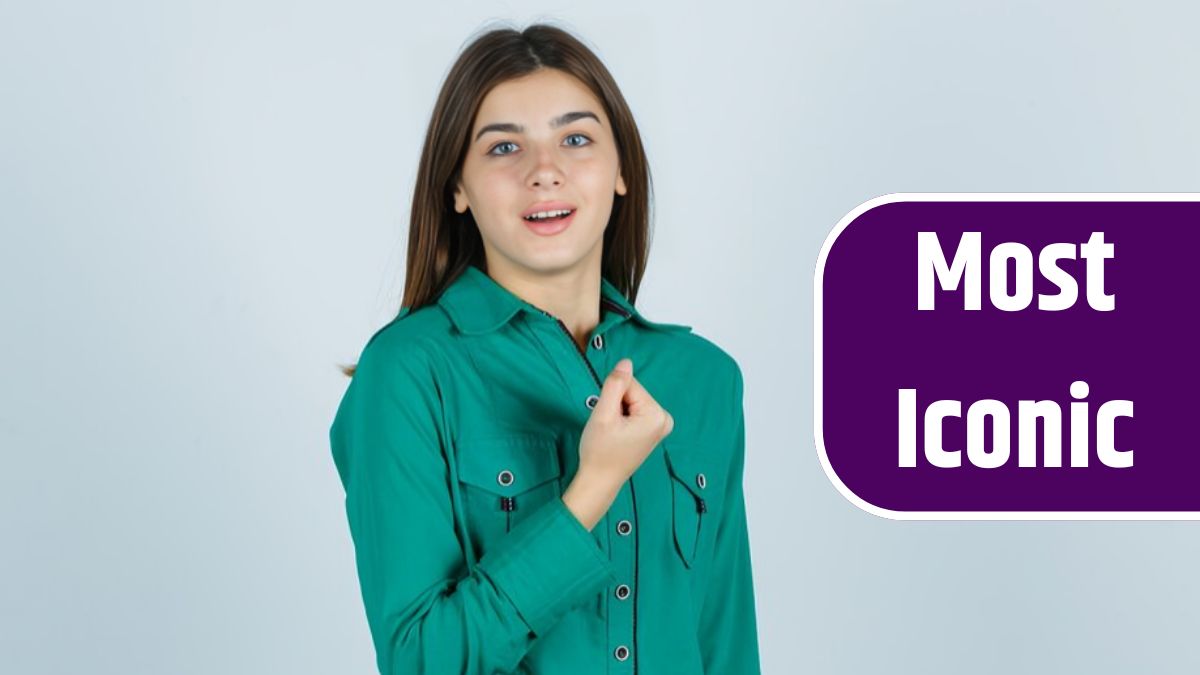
top-left (814, 192), bottom-right (1200, 521)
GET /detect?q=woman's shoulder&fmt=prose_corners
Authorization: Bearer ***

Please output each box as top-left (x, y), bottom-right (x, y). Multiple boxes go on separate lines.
top-left (653, 323), bottom-right (743, 388)
top-left (353, 303), bottom-right (455, 378)
top-left (667, 323), bottom-right (739, 365)
top-left (361, 303), bottom-right (453, 351)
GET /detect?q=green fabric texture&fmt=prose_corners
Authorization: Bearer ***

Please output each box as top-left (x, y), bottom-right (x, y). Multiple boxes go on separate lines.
top-left (330, 264), bottom-right (761, 674)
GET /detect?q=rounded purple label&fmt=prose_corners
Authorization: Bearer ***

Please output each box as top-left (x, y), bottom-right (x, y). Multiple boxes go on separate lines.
top-left (815, 193), bottom-right (1200, 519)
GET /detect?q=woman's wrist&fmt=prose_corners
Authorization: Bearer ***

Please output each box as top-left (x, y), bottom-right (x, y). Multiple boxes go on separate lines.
top-left (561, 469), bottom-right (623, 531)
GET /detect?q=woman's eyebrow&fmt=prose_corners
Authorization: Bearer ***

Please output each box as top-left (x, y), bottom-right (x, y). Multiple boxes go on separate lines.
top-left (474, 110), bottom-right (600, 142)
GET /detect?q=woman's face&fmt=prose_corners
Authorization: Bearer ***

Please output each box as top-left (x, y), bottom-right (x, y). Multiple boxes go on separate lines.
top-left (454, 68), bottom-right (627, 278)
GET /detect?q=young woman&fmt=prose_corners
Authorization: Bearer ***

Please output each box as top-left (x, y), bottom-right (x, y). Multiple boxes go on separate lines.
top-left (329, 23), bottom-right (760, 675)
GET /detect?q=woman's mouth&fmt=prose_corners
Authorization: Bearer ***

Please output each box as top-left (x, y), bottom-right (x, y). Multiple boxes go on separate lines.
top-left (522, 208), bottom-right (576, 236)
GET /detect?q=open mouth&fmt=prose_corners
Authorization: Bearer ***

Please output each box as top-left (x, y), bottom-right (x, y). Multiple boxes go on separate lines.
top-left (522, 208), bottom-right (576, 225)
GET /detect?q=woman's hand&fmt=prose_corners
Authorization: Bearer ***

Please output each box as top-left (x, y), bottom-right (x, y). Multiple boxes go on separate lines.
top-left (562, 358), bottom-right (673, 529)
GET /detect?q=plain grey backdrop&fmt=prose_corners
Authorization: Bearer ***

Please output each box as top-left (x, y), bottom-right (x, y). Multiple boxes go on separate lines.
top-left (3, 1), bottom-right (1198, 673)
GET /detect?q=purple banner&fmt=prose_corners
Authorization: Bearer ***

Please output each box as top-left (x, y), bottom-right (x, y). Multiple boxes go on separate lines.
top-left (815, 194), bottom-right (1200, 519)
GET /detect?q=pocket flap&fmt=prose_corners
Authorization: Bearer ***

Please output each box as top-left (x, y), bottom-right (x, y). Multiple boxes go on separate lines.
top-left (457, 434), bottom-right (562, 496)
top-left (664, 440), bottom-right (715, 500)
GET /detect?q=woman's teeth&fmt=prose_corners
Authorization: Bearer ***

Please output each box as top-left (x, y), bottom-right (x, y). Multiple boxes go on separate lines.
top-left (524, 209), bottom-right (573, 221)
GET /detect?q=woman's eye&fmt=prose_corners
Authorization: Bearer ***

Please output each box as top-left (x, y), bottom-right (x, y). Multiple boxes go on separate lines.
top-left (487, 134), bottom-right (591, 156)
top-left (488, 141), bottom-right (518, 156)
top-left (564, 133), bottom-right (592, 147)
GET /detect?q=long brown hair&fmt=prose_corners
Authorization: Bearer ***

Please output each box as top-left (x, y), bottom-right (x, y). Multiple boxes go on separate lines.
top-left (340, 22), bottom-right (654, 377)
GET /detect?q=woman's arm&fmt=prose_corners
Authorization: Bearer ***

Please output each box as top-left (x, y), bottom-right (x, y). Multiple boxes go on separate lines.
top-left (330, 337), bottom-right (619, 675)
top-left (697, 363), bottom-right (763, 673)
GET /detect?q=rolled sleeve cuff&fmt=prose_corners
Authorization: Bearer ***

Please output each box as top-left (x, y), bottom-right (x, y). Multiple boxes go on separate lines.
top-left (477, 497), bottom-right (618, 636)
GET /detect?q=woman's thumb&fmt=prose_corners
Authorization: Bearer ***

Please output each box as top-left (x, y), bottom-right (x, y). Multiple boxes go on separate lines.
top-left (594, 358), bottom-right (634, 416)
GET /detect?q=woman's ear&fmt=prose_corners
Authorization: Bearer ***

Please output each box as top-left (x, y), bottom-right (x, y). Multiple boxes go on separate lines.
top-left (615, 170), bottom-right (627, 197)
top-left (453, 180), bottom-right (470, 213)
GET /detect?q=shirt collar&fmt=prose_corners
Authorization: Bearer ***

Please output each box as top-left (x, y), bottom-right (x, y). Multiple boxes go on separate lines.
top-left (436, 264), bottom-right (691, 335)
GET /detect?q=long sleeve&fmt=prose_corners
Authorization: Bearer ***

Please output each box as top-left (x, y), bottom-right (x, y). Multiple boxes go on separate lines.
top-left (697, 364), bottom-right (762, 674)
top-left (329, 335), bottom-right (619, 675)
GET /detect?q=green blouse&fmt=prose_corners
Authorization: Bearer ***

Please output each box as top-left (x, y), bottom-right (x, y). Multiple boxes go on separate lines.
top-left (329, 264), bottom-right (761, 674)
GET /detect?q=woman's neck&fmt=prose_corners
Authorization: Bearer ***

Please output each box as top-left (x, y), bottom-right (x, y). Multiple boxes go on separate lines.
top-left (483, 255), bottom-right (603, 348)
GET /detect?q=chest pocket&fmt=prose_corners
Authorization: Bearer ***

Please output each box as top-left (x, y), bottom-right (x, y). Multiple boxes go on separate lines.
top-left (456, 434), bottom-right (563, 553)
top-left (664, 440), bottom-right (720, 569)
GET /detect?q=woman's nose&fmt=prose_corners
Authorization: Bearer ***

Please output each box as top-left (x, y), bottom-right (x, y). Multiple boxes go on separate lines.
top-left (526, 149), bottom-right (565, 187)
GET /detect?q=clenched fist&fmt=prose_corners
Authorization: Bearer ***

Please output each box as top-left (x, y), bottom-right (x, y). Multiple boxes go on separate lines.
top-left (562, 358), bottom-right (674, 530)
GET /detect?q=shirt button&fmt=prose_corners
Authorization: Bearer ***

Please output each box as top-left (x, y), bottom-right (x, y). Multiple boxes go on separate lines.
top-left (615, 584), bottom-right (630, 600)
top-left (497, 470), bottom-right (514, 487)
top-left (585, 394), bottom-right (600, 410)
top-left (614, 645), bottom-right (630, 661)
top-left (591, 334), bottom-right (604, 350)
top-left (616, 519), bottom-right (632, 535)
top-left (696, 473), bottom-right (707, 490)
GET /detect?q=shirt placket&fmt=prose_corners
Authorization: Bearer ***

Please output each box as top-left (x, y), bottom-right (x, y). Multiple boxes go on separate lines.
top-left (528, 301), bottom-right (638, 674)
